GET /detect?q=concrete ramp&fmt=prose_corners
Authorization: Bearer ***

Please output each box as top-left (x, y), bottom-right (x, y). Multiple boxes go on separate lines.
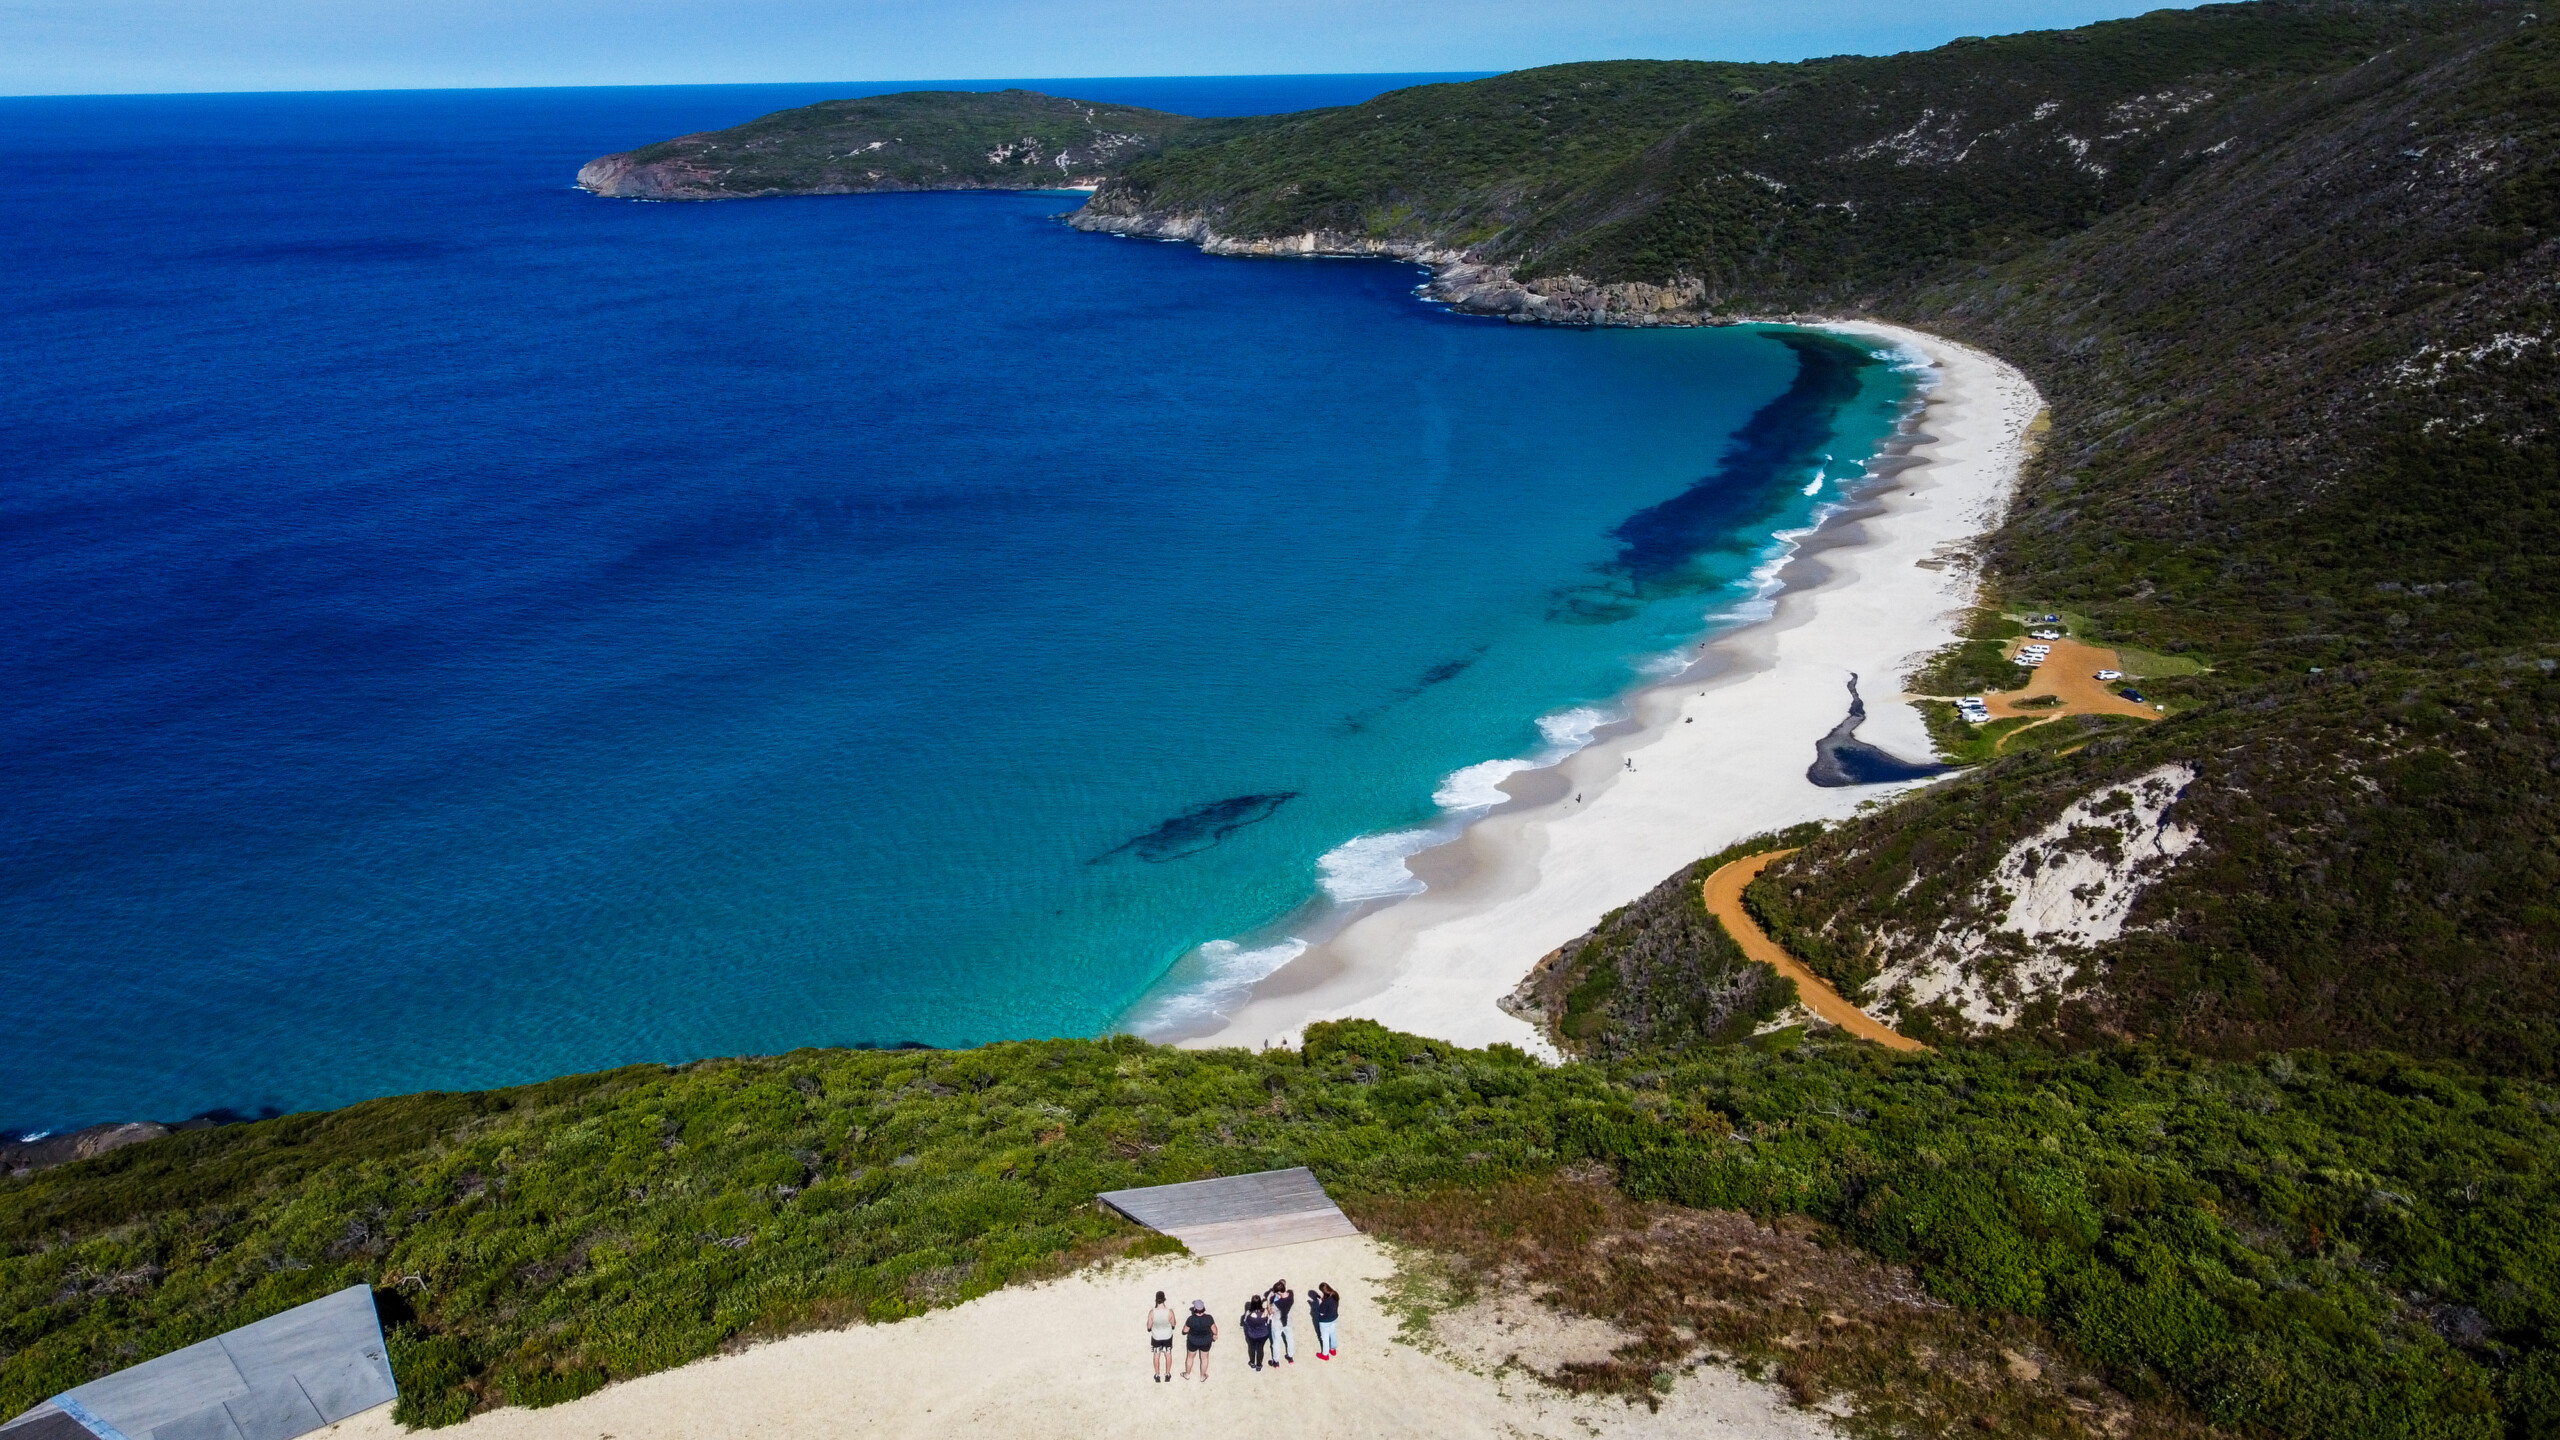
top-left (1096, 1166), bottom-right (1360, 1255)
top-left (4, 1285), bottom-right (396, 1440)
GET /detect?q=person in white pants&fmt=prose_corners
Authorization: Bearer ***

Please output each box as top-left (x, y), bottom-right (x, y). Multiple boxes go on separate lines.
top-left (1312, 1282), bottom-right (1341, 1358)
top-left (1265, 1279), bottom-right (1296, 1363)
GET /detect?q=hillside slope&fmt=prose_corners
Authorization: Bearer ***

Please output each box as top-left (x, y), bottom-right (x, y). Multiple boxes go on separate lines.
top-left (10, 1026), bottom-right (2560, 1439)
top-left (1082, 0), bottom-right (2560, 1071)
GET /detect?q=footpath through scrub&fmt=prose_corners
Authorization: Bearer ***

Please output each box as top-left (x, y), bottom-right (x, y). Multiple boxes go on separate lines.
top-left (1701, 851), bottom-right (1925, 1052)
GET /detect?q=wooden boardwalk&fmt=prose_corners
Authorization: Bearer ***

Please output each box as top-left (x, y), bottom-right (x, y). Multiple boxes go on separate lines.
top-left (1096, 1167), bottom-right (1360, 1256)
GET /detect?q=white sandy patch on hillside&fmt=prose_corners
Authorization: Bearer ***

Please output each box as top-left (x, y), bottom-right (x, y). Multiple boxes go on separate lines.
top-left (1872, 762), bottom-right (2202, 1027)
top-left (1180, 323), bottom-right (2043, 1055)
top-left (318, 1236), bottom-right (1836, 1440)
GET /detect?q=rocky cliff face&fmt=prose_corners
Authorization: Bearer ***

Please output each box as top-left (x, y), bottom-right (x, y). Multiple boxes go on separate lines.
top-left (1066, 203), bottom-right (1713, 325)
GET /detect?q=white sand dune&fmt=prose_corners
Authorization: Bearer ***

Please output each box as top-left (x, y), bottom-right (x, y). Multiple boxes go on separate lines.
top-left (1182, 323), bottom-right (2043, 1054)
top-left (321, 1236), bottom-right (1832, 1440)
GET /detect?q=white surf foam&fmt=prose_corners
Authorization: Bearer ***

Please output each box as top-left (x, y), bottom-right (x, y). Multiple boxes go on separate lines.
top-left (1434, 758), bottom-right (1536, 811)
top-left (1316, 827), bottom-right (1441, 901)
top-left (1535, 705), bottom-right (1612, 753)
top-left (1125, 936), bottom-right (1310, 1034)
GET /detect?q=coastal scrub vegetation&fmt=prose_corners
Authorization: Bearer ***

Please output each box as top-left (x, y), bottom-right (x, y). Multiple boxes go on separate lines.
top-left (9, 1025), bottom-right (2560, 1439)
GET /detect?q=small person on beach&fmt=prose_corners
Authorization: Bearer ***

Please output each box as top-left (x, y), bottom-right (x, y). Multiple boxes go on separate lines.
top-left (1241, 1295), bottom-right (1273, 1371)
top-left (1182, 1299), bottom-right (1217, 1380)
top-left (1311, 1282), bottom-right (1341, 1359)
top-left (1147, 1290), bottom-right (1178, 1383)
top-left (1266, 1278), bottom-right (1296, 1363)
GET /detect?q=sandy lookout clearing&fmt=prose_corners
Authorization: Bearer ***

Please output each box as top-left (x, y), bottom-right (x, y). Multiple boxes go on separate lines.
top-left (321, 1236), bottom-right (1835, 1440)
top-left (1703, 851), bottom-right (1924, 1052)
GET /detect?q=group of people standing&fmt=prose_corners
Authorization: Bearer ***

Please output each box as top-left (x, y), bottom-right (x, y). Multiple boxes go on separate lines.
top-left (1147, 1280), bottom-right (1342, 1381)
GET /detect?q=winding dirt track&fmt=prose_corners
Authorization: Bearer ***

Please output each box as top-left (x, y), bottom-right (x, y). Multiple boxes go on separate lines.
top-left (1701, 851), bottom-right (1926, 1052)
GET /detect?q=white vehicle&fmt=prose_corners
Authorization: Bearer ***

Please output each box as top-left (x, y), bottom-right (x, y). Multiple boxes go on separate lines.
top-left (2095, 668), bottom-right (2124, 681)
top-left (2030, 629), bottom-right (2063, 640)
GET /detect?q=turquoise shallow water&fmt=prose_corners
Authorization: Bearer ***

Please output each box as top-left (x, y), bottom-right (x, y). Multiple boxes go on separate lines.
top-left (0, 82), bottom-right (1915, 1132)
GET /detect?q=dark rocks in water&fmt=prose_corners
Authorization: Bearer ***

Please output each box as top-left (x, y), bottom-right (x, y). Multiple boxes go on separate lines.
top-left (1808, 675), bottom-right (1952, 787)
top-left (1094, 791), bottom-right (1299, 863)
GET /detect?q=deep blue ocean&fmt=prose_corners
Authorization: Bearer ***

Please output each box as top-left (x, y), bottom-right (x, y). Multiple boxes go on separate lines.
top-left (0, 77), bottom-right (1915, 1134)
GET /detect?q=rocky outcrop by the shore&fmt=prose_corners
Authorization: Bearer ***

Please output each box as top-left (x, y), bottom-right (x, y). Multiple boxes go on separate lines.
top-left (3, 1120), bottom-right (173, 1177)
top-left (1064, 204), bottom-right (1715, 327)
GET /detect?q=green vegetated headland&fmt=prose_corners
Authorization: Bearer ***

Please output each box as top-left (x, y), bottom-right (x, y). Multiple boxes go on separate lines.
top-left (575, 89), bottom-right (1255, 199)
top-left (23, 3), bottom-right (2558, 1438)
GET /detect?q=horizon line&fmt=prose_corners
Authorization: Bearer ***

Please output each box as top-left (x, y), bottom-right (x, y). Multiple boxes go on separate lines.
top-left (0, 69), bottom-right (1514, 103)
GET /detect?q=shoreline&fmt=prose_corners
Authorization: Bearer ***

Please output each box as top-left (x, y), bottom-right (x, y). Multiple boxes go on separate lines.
top-left (1157, 320), bottom-right (2042, 1055)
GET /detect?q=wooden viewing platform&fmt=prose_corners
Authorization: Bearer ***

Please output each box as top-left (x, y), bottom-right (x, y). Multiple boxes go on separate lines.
top-left (3, 1284), bottom-right (396, 1440)
top-left (1096, 1166), bottom-right (1360, 1256)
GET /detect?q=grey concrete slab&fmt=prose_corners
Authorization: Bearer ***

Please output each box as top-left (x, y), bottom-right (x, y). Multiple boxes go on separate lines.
top-left (293, 1357), bottom-right (395, 1427)
top-left (56, 1338), bottom-right (245, 1436)
top-left (143, 1405), bottom-right (242, 1440)
top-left (219, 1382), bottom-right (322, 1440)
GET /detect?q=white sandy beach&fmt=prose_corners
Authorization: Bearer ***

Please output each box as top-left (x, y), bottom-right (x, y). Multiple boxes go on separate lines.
top-left (319, 1236), bottom-right (1834, 1440)
top-left (1182, 322), bottom-right (2043, 1054)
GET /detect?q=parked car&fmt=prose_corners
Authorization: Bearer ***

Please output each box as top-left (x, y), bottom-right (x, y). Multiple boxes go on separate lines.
top-left (2094, 668), bottom-right (2124, 681)
top-left (2118, 687), bottom-right (2146, 702)
top-left (2030, 629), bottom-right (2062, 640)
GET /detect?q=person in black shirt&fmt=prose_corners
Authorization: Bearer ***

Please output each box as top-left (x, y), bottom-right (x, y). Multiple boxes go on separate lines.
top-left (1241, 1295), bottom-right (1273, 1370)
top-left (1311, 1282), bottom-right (1341, 1358)
top-left (1181, 1299), bottom-right (1218, 1380)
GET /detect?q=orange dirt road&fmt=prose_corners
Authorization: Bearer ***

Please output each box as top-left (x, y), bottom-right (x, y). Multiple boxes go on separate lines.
top-left (1701, 850), bottom-right (1925, 1052)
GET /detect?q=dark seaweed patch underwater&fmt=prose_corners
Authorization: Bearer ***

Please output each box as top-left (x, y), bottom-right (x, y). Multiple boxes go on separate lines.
top-left (1093, 792), bottom-right (1301, 863)
top-left (1550, 331), bottom-right (1877, 622)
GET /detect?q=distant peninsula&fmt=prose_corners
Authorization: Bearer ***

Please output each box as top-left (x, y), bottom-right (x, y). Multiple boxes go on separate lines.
top-left (575, 88), bottom-right (1250, 199)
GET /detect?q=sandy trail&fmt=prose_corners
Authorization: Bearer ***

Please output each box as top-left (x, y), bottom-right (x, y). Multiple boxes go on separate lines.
top-left (319, 1236), bottom-right (1836, 1440)
top-left (1700, 851), bottom-right (1923, 1051)
top-left (1179, 323), bottom-right (2043, 1055)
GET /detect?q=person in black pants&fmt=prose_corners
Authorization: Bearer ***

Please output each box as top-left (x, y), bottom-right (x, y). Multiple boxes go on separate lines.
top-left (1182, 1299), bottom-right (1217, 1380)
top-left (1240, 1296), bottom-right (1272, 1371)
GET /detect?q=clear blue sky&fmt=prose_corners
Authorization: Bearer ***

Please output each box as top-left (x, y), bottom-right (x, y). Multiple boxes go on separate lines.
top-left (5, 0), bottom-right (2186, 97)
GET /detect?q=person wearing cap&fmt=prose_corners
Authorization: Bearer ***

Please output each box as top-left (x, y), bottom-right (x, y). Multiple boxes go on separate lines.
top-left (1181, 1298), bottom-right (1218, 1380)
